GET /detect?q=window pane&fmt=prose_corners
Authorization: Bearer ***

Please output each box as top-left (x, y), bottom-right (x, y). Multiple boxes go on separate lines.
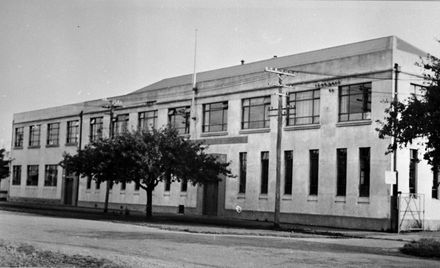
top-left (359, 148), bottom-right (370, 197)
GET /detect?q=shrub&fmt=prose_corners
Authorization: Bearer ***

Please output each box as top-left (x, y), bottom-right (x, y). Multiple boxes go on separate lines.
top-left (400, 238), bottom-right (440, 258)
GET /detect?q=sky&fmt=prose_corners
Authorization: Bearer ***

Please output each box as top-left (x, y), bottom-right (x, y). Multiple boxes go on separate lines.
top-left (1, 0), bottom-right (440, 150)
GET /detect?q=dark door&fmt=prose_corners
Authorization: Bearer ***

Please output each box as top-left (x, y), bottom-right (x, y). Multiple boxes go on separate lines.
top-left (64, 177), bottom-right (73, 205)
top-left (203, 181), bottom-right (218, 216)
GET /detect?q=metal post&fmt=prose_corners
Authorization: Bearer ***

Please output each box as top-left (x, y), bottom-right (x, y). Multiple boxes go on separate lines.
top-left (392, 63), bottom-right (400, 232)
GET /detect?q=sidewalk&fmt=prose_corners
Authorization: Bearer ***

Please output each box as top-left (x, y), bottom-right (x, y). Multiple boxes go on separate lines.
top-left (1, 201), bottom-right (438, 242)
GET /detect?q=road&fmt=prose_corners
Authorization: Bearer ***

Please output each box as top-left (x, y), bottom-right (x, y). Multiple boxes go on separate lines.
top-left (0, 210), bottom-right (437, 267)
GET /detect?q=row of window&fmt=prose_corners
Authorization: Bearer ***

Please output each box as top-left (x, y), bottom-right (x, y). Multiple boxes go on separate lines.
top-left (238, 148), bottom-right (371, 197)
top-left (84, 176), bottom-right (188, 193)
top-left (12, 165), bottom-right (58, 187)
top-left (14, 82), bottom-right (372, 148)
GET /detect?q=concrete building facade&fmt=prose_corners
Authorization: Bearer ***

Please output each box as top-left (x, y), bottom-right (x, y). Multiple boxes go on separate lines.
top-left (9, 36), bottom-right (440, 231)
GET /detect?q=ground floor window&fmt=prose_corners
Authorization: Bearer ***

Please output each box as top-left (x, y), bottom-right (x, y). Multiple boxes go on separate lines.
top-left (336, 148), bottom-right (347, 196)
top-left (12, 165), bottom-right (21, 185)
top-left (239, 152), bottom-right (247, 194)
top-left (409, 149), bottom-right (418, 194)
top-left (44, 165), bottom-right (58, 187)
top-left (359, 148), bottom-right (370, 197)
top-left (27, 165), bottom-right (39, 186)
top-left (309, 150), bottom-right (319, 195)
top-left (260, 152), bottom-right (269, 194)
top-left (433, 167), bottom-right (439, 199)
top-left (284, 151), bottom-right (293, 195)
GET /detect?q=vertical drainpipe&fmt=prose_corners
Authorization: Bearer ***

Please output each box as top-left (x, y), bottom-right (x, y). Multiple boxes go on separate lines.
top-left (75, 111), bottom-right (84, 206)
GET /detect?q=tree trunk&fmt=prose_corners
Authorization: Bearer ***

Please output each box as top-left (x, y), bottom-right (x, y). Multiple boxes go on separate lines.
top-left (104, 181), bottom-right (112, 213)
top-left (146, 188), bottom-right (153, 218)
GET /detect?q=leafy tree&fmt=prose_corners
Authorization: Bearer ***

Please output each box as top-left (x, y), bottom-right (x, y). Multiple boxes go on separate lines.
top-left (377, 52), bottom-right (440, 168)
top-left (61, 127), bottom-right (233, 217)
top-left (0, 148), bottom-right (10, 182)
top-left (118, 127), bottom-right (233, 217)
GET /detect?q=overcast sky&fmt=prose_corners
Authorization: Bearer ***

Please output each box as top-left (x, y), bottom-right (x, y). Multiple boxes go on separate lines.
top-left (1, 0), bottom-right (440, 150)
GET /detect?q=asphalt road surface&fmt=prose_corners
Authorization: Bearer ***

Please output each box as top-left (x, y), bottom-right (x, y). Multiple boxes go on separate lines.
top-left (0, 210), bottom-right (438, 267)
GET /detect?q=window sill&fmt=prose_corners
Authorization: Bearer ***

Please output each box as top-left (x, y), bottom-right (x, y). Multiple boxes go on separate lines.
top-left (13, 146), bottom-right (23, 150)
top-left (46, 144), bottom-right (59, 148)
top-left (163, 192), bottom-right (170, 196)
top-left (180, 192), bottom-right (188, 197)
top-left (335, 196), bottom-right (346, 203)
top-left (94, 190), bottom-right (101, 194)
top-left (43, 185), bottom-right (57, 188)
top-left (65, 143), bottom-right (78, 147)
top-left (200, 131), bottom-right (228, 137)
top-left (239, 128), bottom-right (270, 135)
top-left (284, 124), bottom-right (320, 131)
top-left (237, 193), bottom-right (246, 199)
top-left (307, 195), bottom-right (318, 202)
top-left (133, 191), bottom-right (140, 195)
top-left (282, 195), bottom-right (292, 200)
top-left (357, 197), bottom-right (370, 204)
top-left (28, 146), bottom-right (40, 149)
top-left (336, 120), bottom-right (372, 128)
top-left (25, 185), bottom-right (38, 188)
top-left (120, 191), bottom-right (126, 194)
top-left (259, 194), bottom-right (268, 200)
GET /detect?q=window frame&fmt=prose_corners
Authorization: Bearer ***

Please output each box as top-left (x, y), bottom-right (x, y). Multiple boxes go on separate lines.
top-left (26, 165), bottom-right (39, 186)
top-left (239, 152), bottom-right (247, 194)
top-left (202, 101), bottom-right (228, 132)
top-left (336, 148), bottom-right (347, 197)
top-left (12, 165), bottom-right (21, 185)
top-left (309, 149), bottom-right (319, 196)
top-left (46, 123), bottom-right (60, 146)
top-left (44, 165), bottom-right (58, 187)
top-left (138, 110), bottom-right (158, 132)
top-left (66, 120), bottom-right (79, 145)
top-left (168, 106), bottom-right (191, 135)
top-left (260, 151), bottom-right (269, 194)
top-left (359, 147), bottom-right (371, 197)
top-left (29, 125), bottom-right (41, 147)
top-left (287, 89), bottom-right (320, 126)
top-left (14, 127), bottom-right (24, 148)
top-left (113, 114), bottom-right (129, 136)
top-left (284, 151), bottom-right (293, 195)
top-left (242, 96), bottom-right (271, 129)
top-left (90, 117), bottom-right (103, 142)
top-left (338, 82), bottom-right (372, 122)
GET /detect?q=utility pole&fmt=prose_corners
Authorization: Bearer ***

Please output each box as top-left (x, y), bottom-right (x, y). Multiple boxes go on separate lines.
top-left (265, 67), bottom-right (296, 228)
top-left (392, 63), bottom-right (400, 232)
top-left (101, 99), bottom-right (122, 213)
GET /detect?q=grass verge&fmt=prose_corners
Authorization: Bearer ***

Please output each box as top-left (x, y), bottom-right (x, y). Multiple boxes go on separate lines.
top-left (400, 238), bottom-right (440, 258)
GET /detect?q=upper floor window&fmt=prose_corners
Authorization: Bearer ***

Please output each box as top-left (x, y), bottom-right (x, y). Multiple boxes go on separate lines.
top-left (339, 82), bottom-right (371, 122)
top-left (66, 120), bottom-right (79, 145)
top-left (113, 114), bottom-right (129, 136)
top-left (168, 106), bottom-right (190, 135)
top-left (29, 125), bottom-right (41, 147)
top-left (47, 123), bottom-right (60, 146)
top-left (12, 165), bottom-right (21, 185)
top-left (44, 165), bottom-right (58, 187)
top-left (287, 89), bottom-right (320, 125)
top-left (411, 83), bottom-right (425, 99)
top-left (138, 110), bottom-right (157, 131)
top-left (90, 117), bottom-right (103, 142)
top-left (242, 96), bottom-right (270, 129)
top-left (202, 102), bottom-right (228, 132)
top-left (27, 165), bottom-right (39, 186)
top-left (14, 127), bottom-right (24, 148)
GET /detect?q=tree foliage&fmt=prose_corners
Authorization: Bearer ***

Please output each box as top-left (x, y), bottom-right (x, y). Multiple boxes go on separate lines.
top-left (377, 52), bottom-right (440, 167)
top-left (60, 127), bottom-right (233, 217)
top-left (0, 148), bottom-right (9, 181)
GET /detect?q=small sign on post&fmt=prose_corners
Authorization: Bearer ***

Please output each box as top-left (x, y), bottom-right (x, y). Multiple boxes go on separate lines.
top-left (385, 171), bottom-right (397, 184)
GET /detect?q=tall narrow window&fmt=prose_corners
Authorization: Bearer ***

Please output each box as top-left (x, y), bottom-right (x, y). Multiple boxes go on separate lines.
top-left (239, 152), bottom-right (247, 193)
top-left (409, 149), bottom-right (418, 194)
top-left (168, 107), bottom-right (190, 135)
top-left (242, 96), bottom-right (271, 129)
top-left (113, 114), bottom-right (129, 136)
top-left (138, 110), bottom-right (157, 131)
top-left (260, 151), bottom-right (269, 194)
top-left (309, 150), bottom-right (319, 196)
top-left (339, 82), bottom-right (371, 121)
top-left (66, 120), bottom-right (79, 145)
top-left (47, 123), bottom-right (60, 146)
top-left (86, 177), bottom-right (92, 190)
top-left (284, 151), bottom-right (293, 195)
top-left (181, 179), bottom-right (188, 192)
top-left (95, 181), bottom-right (101, 190)
top-left (336, 149), bottom-right (347, 196)
top-left (90, 117), bottom-right (103, 142)
top-left (164, 177), bottom-right (171, 192)
top-left (14, 127), bottom-right (24, 148)
top-left (121, 181), bottom-right (126, 191)
top-left (202, 102), bottom-right (228, 132)
top-left (29, 125), bottom-right (41, 147)
top-left (359, 147), bottom-right (370, 197)
top-left (134, 181), bottom-right (140, 191)
top-left (433, 167), bottom-right (439, 199)
top-left (44, 165), bottom-right (58, 187)
top-left (12, 165), bottom-right (21, 185)
top-left (27, 165), bottom-right (39, 186)
top-left (287, 89), bottom-right (320, 125)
